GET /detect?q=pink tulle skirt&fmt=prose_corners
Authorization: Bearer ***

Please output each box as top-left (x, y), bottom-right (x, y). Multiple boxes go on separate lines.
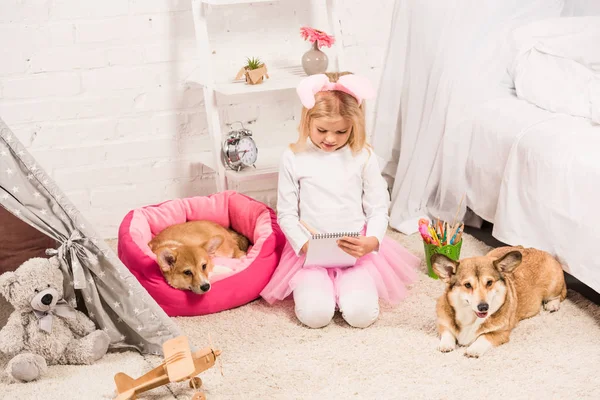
top-left (260, 235), bottom-right (420, 306)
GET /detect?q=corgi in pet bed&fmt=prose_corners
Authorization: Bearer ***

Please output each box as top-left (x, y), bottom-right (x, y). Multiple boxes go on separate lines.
top-left (148, 221), bottom-right (250, 294)
top-left (431, 245), bottom-right (567, 358)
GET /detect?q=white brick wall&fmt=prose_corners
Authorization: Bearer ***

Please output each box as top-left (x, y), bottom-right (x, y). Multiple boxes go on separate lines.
top-left (0, 0), bottom-right (394, 238)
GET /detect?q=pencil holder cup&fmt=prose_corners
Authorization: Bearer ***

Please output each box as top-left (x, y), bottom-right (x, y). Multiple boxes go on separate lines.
top-left (423, 239), bottom-right (463, 279)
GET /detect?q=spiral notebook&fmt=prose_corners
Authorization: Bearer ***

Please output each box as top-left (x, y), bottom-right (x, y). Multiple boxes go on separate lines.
top-left (304, 231), bottom-right (361, 268)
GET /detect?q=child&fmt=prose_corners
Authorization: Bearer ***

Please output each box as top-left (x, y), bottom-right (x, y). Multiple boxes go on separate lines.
top-left (260, 72), bottom-right (420, 329)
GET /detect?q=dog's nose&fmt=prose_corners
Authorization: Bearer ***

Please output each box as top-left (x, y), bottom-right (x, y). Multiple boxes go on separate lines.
top-left (200, 283), bottom-right (211, 292)
top-left (41, 294), bottom-right (53, 306)
top-left (477, 303), bottom-right (489, 312)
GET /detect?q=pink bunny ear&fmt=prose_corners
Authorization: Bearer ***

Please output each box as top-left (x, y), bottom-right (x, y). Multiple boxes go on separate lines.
top-left (296, 73), bottom-right (376, 108)
top-left (337, 74), bottom-right (376, 105)
top-left (296, 74), bottom-right (330, 109)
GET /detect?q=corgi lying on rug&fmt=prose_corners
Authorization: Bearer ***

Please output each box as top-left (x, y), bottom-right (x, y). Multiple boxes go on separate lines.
top-left (431, 246), bottom-right (567, 358)
top-left (148, 221), bottom-right (250, 294)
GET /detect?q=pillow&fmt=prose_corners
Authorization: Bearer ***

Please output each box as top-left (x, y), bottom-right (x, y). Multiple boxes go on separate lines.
top-left (507, 16), bottom-right (600, 123)
top-left (561, 0), bottom-right (600, 17)
top-left (0, 206), bottom-right (56, 274)
top-left (509, 16), bottom-right (600, 72)
top-left (491, 0), bottom-right (567, 88)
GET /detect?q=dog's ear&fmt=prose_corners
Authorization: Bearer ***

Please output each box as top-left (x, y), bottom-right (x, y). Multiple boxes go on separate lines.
top-left (494, 250), bottom-right (522, 274)
top-left (157, 248), bottom-right (178, 272)
top-left (431, 253), bottom-right (458, 282)
top-left (205, 235), bottom-right (224, 256)
top-left (0, 272), bottom-right (17, 301)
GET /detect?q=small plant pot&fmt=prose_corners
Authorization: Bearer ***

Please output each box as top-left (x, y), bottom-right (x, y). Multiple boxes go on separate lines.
top-left (235, 64), bottom-right (269, 85)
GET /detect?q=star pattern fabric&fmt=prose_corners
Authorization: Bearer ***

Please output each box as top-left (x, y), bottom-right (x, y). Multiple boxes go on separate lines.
top-left (0, 119), bottom-right (182, 356)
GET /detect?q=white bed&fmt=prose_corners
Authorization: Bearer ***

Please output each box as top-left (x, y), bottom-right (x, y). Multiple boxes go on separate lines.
top-left (372, 0), bottom-right (600, 294)
top-left (454, 91), bottom-right (600, 294)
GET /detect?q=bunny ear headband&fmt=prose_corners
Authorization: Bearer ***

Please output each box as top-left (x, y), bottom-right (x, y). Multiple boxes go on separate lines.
top-left (296, 73), bottom-right (376, 109)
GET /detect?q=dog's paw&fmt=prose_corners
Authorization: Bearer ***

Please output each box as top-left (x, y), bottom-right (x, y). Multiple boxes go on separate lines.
top-left (438, 343), bottom-right (455, 353)
top-left (544, 298), bottom-right (561, 312)
top-left (464, 337), bottom-right (491, 358)
top-left (437, 332), bottom-right (456, 353)
top-left (464, 347), bottom-right (482, 358)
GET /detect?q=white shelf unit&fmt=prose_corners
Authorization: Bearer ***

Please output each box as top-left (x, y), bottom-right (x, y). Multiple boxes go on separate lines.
top-left (201, 0), bottom-right (278, 6)
top-left (190, 0), bottom-right (344, 192)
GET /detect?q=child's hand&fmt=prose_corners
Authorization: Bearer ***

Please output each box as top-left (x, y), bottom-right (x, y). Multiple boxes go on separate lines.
top-left (337, 236), bottom-right (379, 258)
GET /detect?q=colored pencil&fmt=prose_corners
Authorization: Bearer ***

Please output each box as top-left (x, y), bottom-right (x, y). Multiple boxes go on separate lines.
top-left (418, 217), bottom-right (464, 247)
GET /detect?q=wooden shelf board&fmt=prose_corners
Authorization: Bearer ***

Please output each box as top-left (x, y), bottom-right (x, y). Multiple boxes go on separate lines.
top-left (202, 0), bottom-right (278, 5)
top-left (188, 66), bottom-right (306, 96)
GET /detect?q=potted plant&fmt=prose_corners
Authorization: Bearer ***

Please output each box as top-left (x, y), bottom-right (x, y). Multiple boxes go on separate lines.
top-left (299, 26), bottom-right (335, 75)
top-left (235, 57), bottom-right (269, 85)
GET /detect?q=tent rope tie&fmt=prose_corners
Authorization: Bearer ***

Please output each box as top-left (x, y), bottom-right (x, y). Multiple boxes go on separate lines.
top-left (46, 229), bottom-right (96, 289)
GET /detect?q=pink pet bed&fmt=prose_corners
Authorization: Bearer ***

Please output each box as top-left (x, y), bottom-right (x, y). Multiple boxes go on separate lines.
top-left (117, 191), bottom-right (285, 317)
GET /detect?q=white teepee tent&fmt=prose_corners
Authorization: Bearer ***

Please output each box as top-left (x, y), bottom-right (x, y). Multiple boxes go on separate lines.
top-left (0, 117), bottom-right (182, 356)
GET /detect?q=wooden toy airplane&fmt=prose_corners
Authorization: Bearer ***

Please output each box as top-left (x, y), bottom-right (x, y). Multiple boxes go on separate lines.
top-left (113, 335), bottom-right (222, 400)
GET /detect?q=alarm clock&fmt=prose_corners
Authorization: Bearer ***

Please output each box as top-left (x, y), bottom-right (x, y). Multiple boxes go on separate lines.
top-left (221, 123), bottom-right (258, 172)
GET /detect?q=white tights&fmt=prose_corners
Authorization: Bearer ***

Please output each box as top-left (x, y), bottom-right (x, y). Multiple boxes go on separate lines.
top-left (292, 267), bottom-right (380, 329)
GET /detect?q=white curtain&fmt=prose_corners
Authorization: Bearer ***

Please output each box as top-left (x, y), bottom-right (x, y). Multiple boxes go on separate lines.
top-left (371, 0), bottom-right (566, 233)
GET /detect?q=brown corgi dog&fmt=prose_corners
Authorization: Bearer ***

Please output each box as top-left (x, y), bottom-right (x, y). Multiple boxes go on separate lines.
top-left (148, 220), bottom-right (250, 294)
top-left (431, 246), bottom-right (567, 358)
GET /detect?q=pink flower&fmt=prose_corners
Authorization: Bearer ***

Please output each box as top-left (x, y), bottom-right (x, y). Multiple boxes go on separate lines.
top-left (300, 26), bottom-right (335, 48)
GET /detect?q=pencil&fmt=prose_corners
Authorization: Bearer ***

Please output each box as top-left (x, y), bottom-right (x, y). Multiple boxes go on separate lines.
top-left (443, 221), bottom-right (448, 245)
top-left (299, 220), bottom-right (319, 236)
top-left (451, 193), bottom-right (466, 229)
top-left (429, 226), bottom-right (440, 246)
top-left (450, 223), bottom-right (464, 245)
top-left (455, 223), bottom-right (464, 244)
top-left (449, 223), bottom-right (460, 245)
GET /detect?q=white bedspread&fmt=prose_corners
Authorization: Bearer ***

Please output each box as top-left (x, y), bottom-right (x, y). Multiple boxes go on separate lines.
top-left (371, 0), bottom-right (566, 229)
top-left (372, 1), bottom-right (600, 293)
top-left (493, 112), bottom-right (600, 294)
top-left (449, 92), bottom-right (600, 293)
top-left (463, 95), bottom-right (557, 222)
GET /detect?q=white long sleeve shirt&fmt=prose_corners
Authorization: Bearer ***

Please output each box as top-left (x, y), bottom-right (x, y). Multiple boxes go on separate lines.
top-left (277, 140), bottom-right (390, 255)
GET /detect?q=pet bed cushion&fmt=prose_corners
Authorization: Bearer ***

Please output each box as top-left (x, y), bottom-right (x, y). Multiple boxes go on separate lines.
top-left (118, 191), bottom-right (285, 317)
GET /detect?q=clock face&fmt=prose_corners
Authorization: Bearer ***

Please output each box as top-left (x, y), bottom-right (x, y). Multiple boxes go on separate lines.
top-left (237, 137), bottom-right (258, 166)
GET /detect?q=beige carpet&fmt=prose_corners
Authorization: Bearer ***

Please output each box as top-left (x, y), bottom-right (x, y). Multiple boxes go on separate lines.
top-left (2, 230), bottom-right (600, 400)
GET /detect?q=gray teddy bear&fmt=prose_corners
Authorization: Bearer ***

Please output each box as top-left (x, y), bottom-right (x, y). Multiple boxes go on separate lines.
top-left (0, 257), bottom-right (111, 382)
